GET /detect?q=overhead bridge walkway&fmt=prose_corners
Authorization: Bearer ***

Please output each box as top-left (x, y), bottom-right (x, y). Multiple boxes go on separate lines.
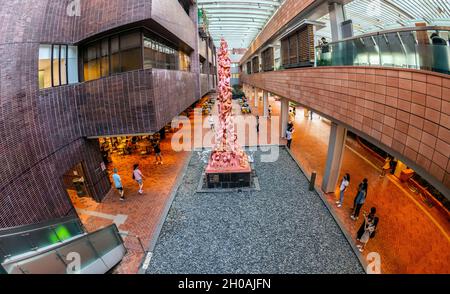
top-left (0, 217), bottom-right (126, 274)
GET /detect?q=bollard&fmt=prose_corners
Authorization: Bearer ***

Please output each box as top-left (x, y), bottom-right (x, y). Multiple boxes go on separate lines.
top-left (309, 171), bottom-right (317, 191)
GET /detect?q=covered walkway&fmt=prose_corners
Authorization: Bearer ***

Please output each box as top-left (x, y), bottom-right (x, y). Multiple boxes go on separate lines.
top-left (248, 93), bottom-right (450, 273)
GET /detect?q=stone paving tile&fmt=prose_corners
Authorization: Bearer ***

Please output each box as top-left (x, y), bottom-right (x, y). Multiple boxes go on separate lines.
top-left (147, 148), bottom-right (364, 274)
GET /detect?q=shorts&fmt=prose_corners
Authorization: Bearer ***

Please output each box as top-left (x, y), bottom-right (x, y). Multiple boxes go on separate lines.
top-left (116, 187), bottom-right (123, 192)
top-left (136, 179), bottom-right (143, 185)
top-left (155, 152), bottom-right (161, 156)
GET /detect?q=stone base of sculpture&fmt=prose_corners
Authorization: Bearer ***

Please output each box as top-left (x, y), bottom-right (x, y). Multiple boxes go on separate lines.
top-left (205, 165), bottom-right (252, 189)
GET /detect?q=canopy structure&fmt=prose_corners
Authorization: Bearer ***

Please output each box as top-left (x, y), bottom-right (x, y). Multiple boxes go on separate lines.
top-left (196, 0), bottom-right (284, 50)
top-left (316, 0), bottom-right (450, 39)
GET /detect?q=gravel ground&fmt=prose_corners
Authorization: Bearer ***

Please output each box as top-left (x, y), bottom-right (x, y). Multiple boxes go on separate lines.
top-left (146, 147), bottom-right (364, 274)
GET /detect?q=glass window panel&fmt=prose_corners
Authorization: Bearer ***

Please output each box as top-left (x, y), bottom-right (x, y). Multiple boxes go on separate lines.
top-left (38, 45), bottom-right (52, 89)
top-left (111, 37), bottom-right (120, 74)
top-left (121, 48), bottom-right (142, 72)
top-left (52, 45), bottom-right (60, 86)
top-left (83, 43), bottom-right (101, 81)
top-left (120, 32), bottom-right (141, 50)
top-left (101, 39), bottom-right (109, 77)
top-left (60, 45), bottom-right (67, 85)
top-left (67, 46), bottom-right (79, 84)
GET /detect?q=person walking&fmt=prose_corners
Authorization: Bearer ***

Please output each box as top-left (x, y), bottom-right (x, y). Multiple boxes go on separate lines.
top-left (132, 164), bottom-right (145, 194)
top-left (208, 113), bottom-right (215, 131)
top-left (351, 179), bottom-right (368, 220)
top-left (356, 208), bottom-right (379, 252)
top-left (286, 125), bottom-right (294, 149)
top-left (112, 168), bottom-right (125, 201)
top-left (153, 140), bottom-right (163, 165)
top-left (256, 115), bottom-right (260, 133)
top-left (336, 173), bottom-right (350, 208)
top-left (380, 156), bottom-right (391, 177)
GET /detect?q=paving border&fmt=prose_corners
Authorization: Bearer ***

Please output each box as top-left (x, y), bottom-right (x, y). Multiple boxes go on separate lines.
top-left (138, 151), bottom-right (194, 274)
top-left (285, 146), bottom-right (368, 273)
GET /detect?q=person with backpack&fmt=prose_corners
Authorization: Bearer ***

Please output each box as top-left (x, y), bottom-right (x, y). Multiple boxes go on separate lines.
top-left (132, 164), bottom-right (145, 194)
top-left (112, 168), bottom-right (125, 201)
top-left (336, 173), bottom-right (350, 208)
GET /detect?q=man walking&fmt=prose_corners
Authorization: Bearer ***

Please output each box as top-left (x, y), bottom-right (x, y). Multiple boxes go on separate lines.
top-left (112, 168), bottom-right (125, 201)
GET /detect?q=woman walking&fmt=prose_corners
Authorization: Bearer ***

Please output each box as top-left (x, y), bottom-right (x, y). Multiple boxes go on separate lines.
top-left (133, 164), bottom-right (145, 194)
top-left (336, 173), bottom-right (350, 208)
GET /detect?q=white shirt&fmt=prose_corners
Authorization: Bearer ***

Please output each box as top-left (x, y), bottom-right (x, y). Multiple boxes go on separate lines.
top-left (286, 129), bottom-right (293, 140)
top-left (340, 178), bottom-right (349, 191)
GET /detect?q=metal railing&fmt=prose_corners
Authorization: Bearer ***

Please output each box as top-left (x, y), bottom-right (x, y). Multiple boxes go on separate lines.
top-left (0, 217), bottom-right (85, 265)
top-left (1, 224), bottom-right (126, 274)
top-left (315, 26), bottom-right (450, 75)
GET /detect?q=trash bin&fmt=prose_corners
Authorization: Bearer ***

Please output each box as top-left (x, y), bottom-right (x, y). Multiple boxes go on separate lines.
top-left (400, 169), bottom-right (414, 182)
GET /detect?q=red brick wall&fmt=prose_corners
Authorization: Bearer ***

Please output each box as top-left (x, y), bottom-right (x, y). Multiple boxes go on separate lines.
top-left (0, 0), bottom-right (203, 228)
top-left (240, 0), bottom-right (316, 63)
top-left (242, 67), bottom-right (450, 195)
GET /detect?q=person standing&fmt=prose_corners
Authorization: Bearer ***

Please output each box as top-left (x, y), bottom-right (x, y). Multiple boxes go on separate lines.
top-left (133, 164), bottom-right (145, 194)
top-left (208, 113), bottom-right (215, 131)
top-left (336, 173), bottom-right (350, 208)
top-left (356, 208), bottom-right (379, 252)
top-left (153, 140), bottom-right (163, 165)
top-left (351, 179), bottom-right (368, 220)
top-left (112, 168), bottom-right (125, 201)
top-left (256, 115), bottom-right (260, 133)
top-left (380, 156), bottom-right (391, 177)
top-left (286, 126), bottom-right (294, 149)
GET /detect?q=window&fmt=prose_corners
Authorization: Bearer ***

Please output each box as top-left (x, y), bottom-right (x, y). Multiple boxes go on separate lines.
top-left (81, 29), bottom-right (191, 82)
top-left (120, 32), bottom-right (142, 72)
top-left (246, 61), bottom-right (252, 74)
top-left (39, 44), bottom-right (78, 89)
top-left (252, 56), bottom-right (260, 73)
top-left (262, 47), bottom-right (274, 72)
top-left (179, 51), bottom-right (191, 72)
top-left (82, 30), bottom-right (143, 81)
top-left (144, 32), bottom-right (187, 71)
top-left (281, 24), bottom-right (315, 69)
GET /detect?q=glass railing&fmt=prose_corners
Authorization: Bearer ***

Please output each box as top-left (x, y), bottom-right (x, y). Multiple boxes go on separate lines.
top-left (1, 224), bottom-right (126, 274)
top-left (0, 217), bottom-right (85, 264)
top-left (316, 26), bottom-right (450, 75)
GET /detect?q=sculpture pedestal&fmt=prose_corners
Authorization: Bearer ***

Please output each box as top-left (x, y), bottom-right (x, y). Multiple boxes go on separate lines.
top-left (205, 165), bottom-right (252, 189)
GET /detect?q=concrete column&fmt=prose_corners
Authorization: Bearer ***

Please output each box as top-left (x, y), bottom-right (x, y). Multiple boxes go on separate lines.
top-left (280, 97), bottom-right (289, 138)
top-left (263, 90), bottom-right (269, 117)
top-left (321, 122), bottom-right (347, 193)
top-left (328, 2), bottom-right (346, 42)
top-left (254, 88), bottom-right (258, 107)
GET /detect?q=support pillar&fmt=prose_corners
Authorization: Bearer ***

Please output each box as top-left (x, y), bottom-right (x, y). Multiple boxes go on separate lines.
top-left (280, 97), bottom-right (289, 138)
top-left (254, 88), bottom-right (258, 107)
top-left (328, 2), bottom-right (346, 42)
top-left (263, 90), bottom-right (269, 117)
top-left (321, 122), bottom-right (347, 193)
